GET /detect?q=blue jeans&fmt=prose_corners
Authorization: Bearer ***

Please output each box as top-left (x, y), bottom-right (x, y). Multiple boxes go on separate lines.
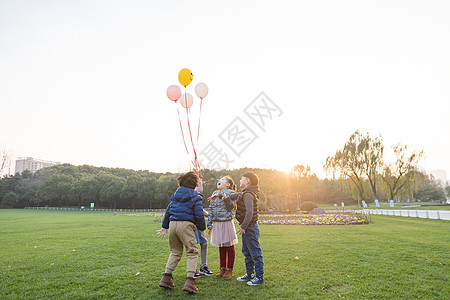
top-left (195, 229), bottom-right (207, 244)
top-left (241, 223), bottom-right (264, 278)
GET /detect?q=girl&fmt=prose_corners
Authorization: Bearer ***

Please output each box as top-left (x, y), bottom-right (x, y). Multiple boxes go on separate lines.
top-left (207, 176), bottom-right (238, 279)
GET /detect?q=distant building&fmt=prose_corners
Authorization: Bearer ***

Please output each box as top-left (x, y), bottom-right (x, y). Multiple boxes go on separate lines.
top-left (15, 157), bottom-right (61, 174)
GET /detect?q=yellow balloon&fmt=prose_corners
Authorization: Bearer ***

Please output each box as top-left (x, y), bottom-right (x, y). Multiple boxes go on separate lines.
top-left (178, 68), bottom-right (193, 86)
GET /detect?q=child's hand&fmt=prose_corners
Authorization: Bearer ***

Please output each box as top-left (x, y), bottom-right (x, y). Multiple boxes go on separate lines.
top-left (195, 179), bottom-right (203, 193)
top-left (208, 195), bottom-right (218, 202)
top-left (209, 191), bottom-right (225, 201)
top-left (200, 230), bottom-right (209, 239)
top-left (236, 227), bottom-right (245, 235)
top-left (156, 228), bottom-right (169, 239)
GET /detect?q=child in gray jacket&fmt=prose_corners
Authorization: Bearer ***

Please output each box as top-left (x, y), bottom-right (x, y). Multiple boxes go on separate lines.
top-left (208, 176), bottom-right (238, 279)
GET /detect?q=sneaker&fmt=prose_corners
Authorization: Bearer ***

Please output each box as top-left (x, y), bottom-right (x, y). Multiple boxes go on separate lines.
top-left (237, 273), bottom-right (255, 282)
top-left (247, 276), bottom-right (264, 286)
top-left (199, 265), bottom-right (213, 276)
top-left (194, 271), bottom-right (201, 278)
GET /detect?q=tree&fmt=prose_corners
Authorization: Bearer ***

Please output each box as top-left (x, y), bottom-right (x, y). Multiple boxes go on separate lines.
top-left (290, 165), bottom-right (311, 179)
top-left (85, 172), bottom-right (115, 207)
top-left (414, 175), bottom-right (446, 201)
top-left (324, 131), bottom-right (384, 204)
top-left (319, 178), bottom-right (356, 205)
top-left (39, 174), bottom-right (74, 207)
top-left (0, 149), bottom-right (12, 178)
top-left (381, 144), bottom-right (424, 201)
top-left (2, 191), bottom-right (18, 208)
top-left (154, 175), bottom-right (178, 208)
top-left (289, 165), bottom-right (321, 208)
top-left (358, 132), bottom-right (384, 200)
top-left (100, 176), bottom-right (124, 209)
top-left (72, 176), bottom-right (91, 207)
top-left (121, 174), bottom-right (143, 209)
top-left (324, 131), bottom-right (365, 205)
top-left (21, 189), bottom-right (36, 207)
top-left (138, 177), bottom-right (157, 208)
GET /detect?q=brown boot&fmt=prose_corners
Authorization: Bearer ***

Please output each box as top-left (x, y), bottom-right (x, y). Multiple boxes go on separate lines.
top-left (159, 273), bottom-right (174, 289)
top-left (215, 267), bottom-right (226, 278)
top-left (222, 268), bottom-right (233, 279)
top-left (183, 277), bottom-right (199, 294)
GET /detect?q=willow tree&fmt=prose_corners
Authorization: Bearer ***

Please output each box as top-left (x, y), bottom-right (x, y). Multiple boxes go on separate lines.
top-left (324, 130), bottom-right (384, 204)
top-left (359, 132), bottom-right (384, 200)
top-left (0, 149), bottom-right (12, 178)
top-left (382, 144), bottom-right (424, 201)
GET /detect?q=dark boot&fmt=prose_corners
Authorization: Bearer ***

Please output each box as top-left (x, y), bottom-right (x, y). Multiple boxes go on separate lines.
top-left (215, 267), bottom-right (226, 278)
top-left (159, 273), bottom-right (175, 289)
top-left (183, 277), bottom-right (199, 294)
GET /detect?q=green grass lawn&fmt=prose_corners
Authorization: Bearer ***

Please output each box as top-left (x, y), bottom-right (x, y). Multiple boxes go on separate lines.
top-left (1, 210), bottom-right (448, 299)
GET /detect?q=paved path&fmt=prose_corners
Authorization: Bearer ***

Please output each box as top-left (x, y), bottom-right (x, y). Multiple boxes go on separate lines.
top-left (363, 209), bottom-right (450, 220)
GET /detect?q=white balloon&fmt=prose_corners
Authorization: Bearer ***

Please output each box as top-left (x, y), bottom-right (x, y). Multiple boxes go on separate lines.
top-left (180, 93), bottom-right (194, 108)
top-left (195, 82), bottom-right (208, 99)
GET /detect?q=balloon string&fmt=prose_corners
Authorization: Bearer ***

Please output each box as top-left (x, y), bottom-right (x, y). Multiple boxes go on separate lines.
top-left (196, 98), bottom-right (203, 148)
top-left (176, 103), bottom-right (194, 166)
top-left (181, 88), bottom-right (200, 173)
top-left (195, 98), bottom-right (203, 177)
top-left (186, 105), bottom-right (200, 173)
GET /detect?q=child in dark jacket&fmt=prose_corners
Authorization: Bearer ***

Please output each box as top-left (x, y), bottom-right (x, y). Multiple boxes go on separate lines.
top-left (156, 172), bottom-right (208, 294)
top-left (208, 176), bottom-right (238, 279)
top-left (226, 172), bottom-right (265, 286)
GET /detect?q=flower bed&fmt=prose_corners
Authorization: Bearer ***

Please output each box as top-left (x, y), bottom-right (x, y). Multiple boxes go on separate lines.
top-left (118, 212), bottom-right (369, 225)
top-left (258, 213), bottom-right (368, 225)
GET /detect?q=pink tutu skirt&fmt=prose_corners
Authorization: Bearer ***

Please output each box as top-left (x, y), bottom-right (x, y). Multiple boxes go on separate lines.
top-left (210, 220), bottom-right (238, 247)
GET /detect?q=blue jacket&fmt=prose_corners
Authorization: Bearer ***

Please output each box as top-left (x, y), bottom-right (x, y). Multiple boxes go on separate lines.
top-left (162, 186), bottom-right (206, 231)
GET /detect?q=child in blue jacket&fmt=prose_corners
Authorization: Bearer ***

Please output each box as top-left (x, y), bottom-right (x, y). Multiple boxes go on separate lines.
top-left (156, 172), bottom-right (208, 294)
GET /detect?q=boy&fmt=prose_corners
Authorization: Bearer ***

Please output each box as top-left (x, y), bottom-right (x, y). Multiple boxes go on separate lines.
top-left (194, 179), bottom-right (213, 277)
top-left (156, 172), bottom-right (208, 294)
top-left (194, 211), bottom-right (213, 277)
top-left (227, 171), bottom-right (265, 286)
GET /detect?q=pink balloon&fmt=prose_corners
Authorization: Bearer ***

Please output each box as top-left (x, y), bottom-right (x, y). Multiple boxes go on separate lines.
top-left (167, 85), bottom-right (181, 102)
top-left (180, 93), bottom-right (194, 108)
top-left (195, 82), bottom-right (208, 99)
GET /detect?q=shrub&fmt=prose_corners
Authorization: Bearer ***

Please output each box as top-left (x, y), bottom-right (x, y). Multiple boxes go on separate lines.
top-left (300, 201), bottom-right (318, 213)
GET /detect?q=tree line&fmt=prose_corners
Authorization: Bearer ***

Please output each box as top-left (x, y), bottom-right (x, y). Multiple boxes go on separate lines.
top-left (1, 130), bottom-right (448, 209)
top-left (0, 164), bottom-right (446, 210)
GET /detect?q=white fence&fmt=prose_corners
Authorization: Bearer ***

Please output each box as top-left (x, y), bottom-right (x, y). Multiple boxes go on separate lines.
top-left (364, 209), bottom-right (450, 220)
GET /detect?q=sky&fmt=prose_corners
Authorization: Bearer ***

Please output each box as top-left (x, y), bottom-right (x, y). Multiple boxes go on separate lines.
top-left (1, 0), bottom-right (449, 181)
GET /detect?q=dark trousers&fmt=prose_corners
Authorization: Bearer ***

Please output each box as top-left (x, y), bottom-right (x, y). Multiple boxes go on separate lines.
top-left (241, 223), bottom-right (264, 278)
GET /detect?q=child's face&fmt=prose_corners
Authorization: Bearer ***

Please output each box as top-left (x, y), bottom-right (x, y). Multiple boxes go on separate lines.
top-left (240, 176), bottom-right (250, 189)
top-left (217, 177), bottom-right (230, 190)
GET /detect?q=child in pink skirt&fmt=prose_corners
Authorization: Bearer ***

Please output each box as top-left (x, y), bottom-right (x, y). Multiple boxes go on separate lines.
top-left (208, 176), bottom-right (238, 279)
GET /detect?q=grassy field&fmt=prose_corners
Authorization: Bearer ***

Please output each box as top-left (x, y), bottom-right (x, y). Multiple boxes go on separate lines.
top-left (0, 210), bottom-right (449, 299)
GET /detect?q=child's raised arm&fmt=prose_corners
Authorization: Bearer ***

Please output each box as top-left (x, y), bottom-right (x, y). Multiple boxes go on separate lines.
top-left (195, 179), bottom-right (203, 194)
top-left (223, 191), bottom-right (240, 211)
